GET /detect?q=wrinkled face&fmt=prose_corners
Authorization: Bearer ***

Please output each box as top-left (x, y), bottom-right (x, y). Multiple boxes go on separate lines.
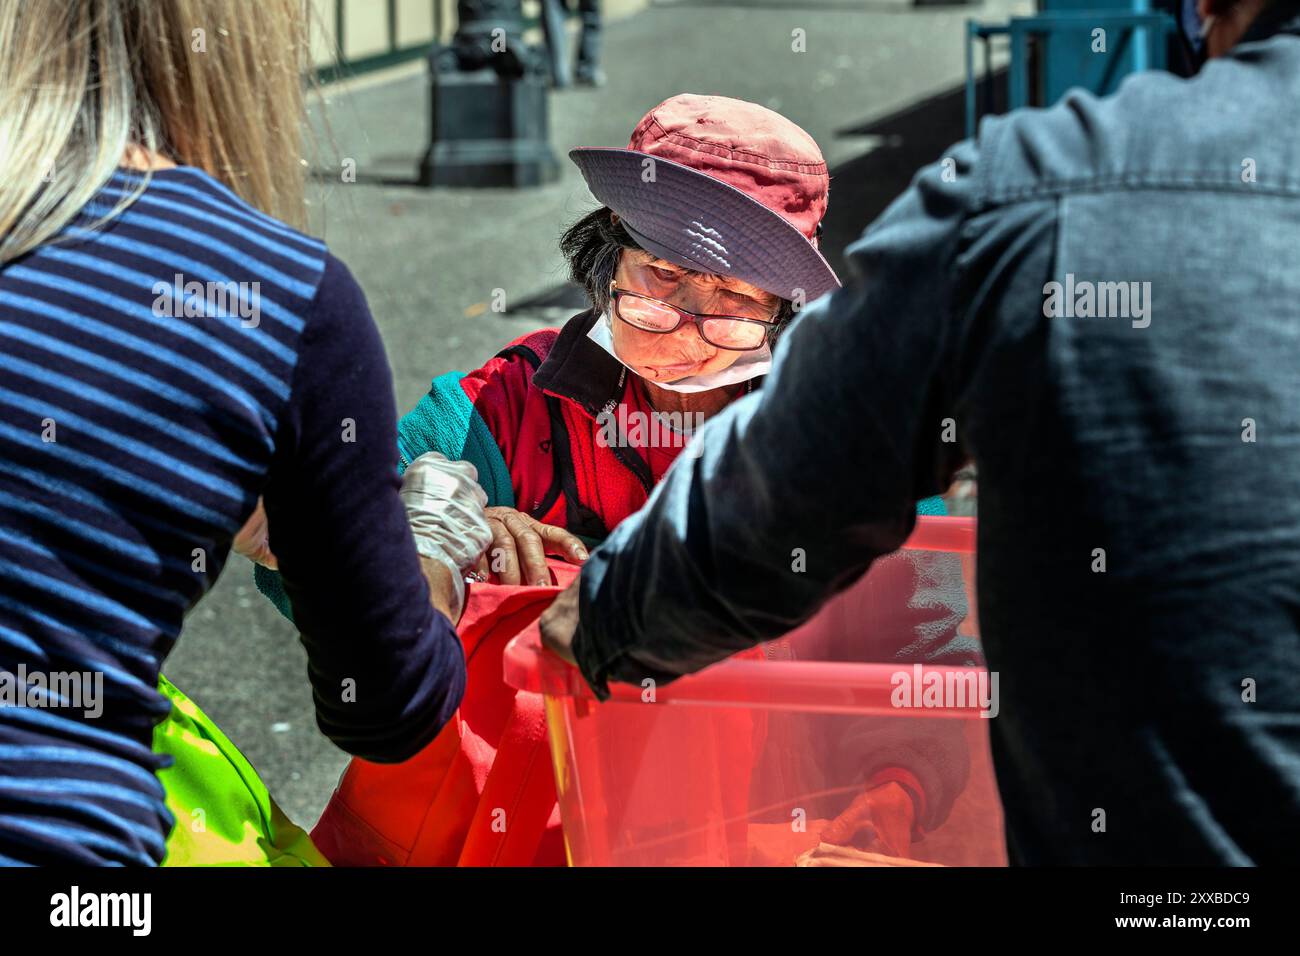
top-left (610, 250), bottom-right (781, 384)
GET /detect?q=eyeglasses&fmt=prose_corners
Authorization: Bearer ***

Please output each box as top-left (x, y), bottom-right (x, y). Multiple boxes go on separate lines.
top-left (609, 284), bottom-right (775, 351)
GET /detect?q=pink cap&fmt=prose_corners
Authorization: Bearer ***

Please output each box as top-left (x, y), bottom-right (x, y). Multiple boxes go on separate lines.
top-left (627, 94), bottom-right (830, 244)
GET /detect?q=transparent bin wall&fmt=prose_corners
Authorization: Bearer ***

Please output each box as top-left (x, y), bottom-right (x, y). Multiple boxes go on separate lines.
top-left (546, 699), bottom-right (1005, 867)
top-left (543, 527), bottom-right (1006, 867)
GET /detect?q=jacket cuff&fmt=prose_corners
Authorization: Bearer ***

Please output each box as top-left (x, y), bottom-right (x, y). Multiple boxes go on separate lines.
top-left (570, 544), bottom-right (641, 701)
top-left (571, 569), bottom-right (621, 701)
top-left (866, 766), bottom-right (928, 837)
top-left (571, 627), bottom-right (615, 701)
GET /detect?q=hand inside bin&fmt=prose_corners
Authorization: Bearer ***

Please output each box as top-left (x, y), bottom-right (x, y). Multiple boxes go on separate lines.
top-left (819, 780), bottom-right (916, 857)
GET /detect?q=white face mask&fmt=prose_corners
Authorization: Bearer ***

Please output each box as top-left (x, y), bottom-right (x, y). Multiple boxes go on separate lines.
top-left (586, 309), bottom-right (772, 394)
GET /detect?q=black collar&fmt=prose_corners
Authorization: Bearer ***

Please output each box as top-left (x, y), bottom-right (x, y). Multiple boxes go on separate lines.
top-left (531, 309), bottom-right (627, 419)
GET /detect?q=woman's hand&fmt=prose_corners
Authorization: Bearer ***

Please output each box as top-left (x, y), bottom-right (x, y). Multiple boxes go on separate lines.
top-left (400, 452), bottom-right (494, 619)
top-left (819, 781), bottom-right (916, 858)
top-left (474, 507), bottom-right (589, 586)
top-left (418, 554), bottom-right (463, 624)
top-left (233, 498), bottom-right (277, 569)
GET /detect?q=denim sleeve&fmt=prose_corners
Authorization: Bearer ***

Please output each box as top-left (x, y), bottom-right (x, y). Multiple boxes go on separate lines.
top-left (571, 138), bottom-right (989, 699)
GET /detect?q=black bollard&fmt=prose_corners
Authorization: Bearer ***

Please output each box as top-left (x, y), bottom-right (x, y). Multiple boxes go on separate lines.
top-left (418, 0), bottom-right (561, 188)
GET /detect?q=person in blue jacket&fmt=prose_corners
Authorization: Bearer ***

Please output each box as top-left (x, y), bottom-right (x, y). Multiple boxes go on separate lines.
top-left (540, 0), bottom-right (1300, 865)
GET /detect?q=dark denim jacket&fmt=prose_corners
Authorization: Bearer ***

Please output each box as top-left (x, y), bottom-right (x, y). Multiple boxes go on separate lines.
top-left (574, 14), bottom-right (1300, 864)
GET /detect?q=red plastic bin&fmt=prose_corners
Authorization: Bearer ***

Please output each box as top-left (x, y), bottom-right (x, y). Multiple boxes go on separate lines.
top-left (504, 516), bottom-right (1007, 867)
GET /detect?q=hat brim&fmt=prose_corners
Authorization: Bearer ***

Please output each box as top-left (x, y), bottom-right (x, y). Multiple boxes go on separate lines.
top-left (570, 147), bottom-right (840, 303)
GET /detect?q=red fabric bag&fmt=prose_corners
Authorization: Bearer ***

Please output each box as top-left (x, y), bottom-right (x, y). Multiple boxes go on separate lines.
top-left (310, 561), bottom-right (579, 866)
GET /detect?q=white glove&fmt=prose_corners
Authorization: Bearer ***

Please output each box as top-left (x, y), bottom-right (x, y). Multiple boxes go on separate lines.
top-left (399, 452), bottom-right (494, 619)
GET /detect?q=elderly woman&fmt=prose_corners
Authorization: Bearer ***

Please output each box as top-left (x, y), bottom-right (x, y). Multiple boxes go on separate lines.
top-left (260, 94), bottom-right (974, 865)
top-left (398, 94), bottom-right (840, 582)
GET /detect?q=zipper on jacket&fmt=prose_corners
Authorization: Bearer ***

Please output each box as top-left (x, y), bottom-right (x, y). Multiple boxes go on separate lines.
top-left (598, 368), bottom-right (626, 420)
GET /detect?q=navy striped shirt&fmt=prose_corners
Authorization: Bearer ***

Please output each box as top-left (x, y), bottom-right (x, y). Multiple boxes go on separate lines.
top-left (0, 167), bottom-right (466, 865)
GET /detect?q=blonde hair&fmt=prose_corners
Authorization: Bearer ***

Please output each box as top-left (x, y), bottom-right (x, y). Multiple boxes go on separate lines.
top-left (0, 0), bottom-right (312, 264)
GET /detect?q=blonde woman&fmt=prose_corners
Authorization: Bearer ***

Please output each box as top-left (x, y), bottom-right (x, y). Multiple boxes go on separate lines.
top-left (0, 0), bottom-right (492, 865)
